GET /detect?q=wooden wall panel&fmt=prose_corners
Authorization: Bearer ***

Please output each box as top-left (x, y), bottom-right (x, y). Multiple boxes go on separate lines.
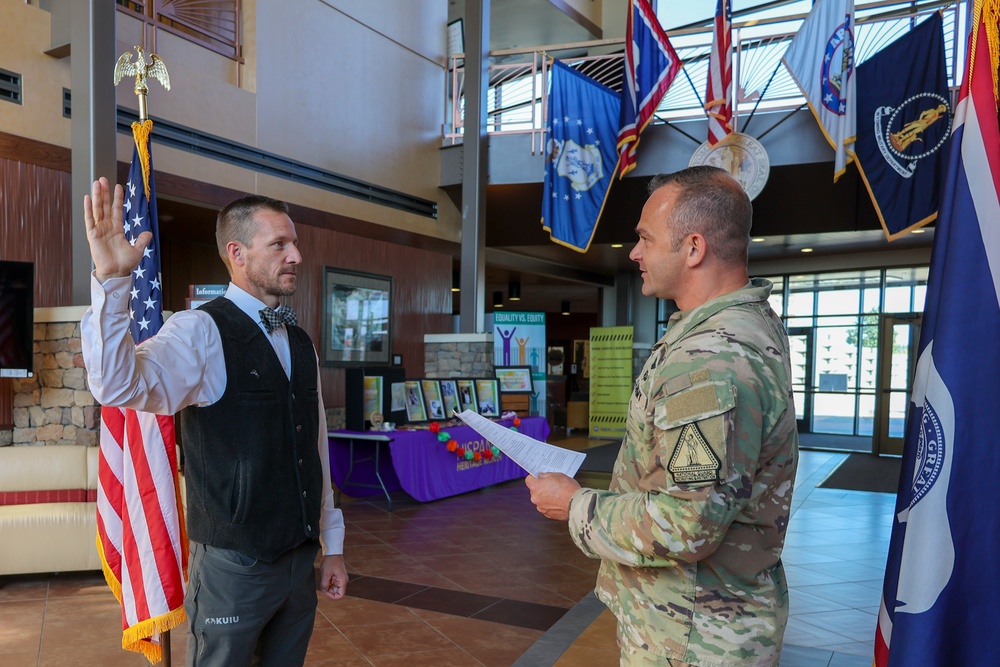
top-left (0, 157), bottom-right (72, 307)
top-left (291, 224), bottom-right (452, 408)
top-left (0, 379), bottom-right (11, 429)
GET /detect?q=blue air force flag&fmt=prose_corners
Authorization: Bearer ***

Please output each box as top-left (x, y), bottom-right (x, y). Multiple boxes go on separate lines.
top-left (541, 61), bottom-right (620, 253)
top-left (874, 5), bottom-right (1000, 666)
top-left (855, 12), bottom-right (950, 241)
top-left (782, 0), bottom-right (856, 180)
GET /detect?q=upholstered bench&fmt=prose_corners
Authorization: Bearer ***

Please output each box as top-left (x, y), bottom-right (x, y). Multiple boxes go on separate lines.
top-left (0, 445), bottom-right (102, 575)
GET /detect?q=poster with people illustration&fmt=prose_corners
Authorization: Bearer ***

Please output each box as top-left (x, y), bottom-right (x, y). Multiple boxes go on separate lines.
top-left (489, 311), bottom-right (546, 418)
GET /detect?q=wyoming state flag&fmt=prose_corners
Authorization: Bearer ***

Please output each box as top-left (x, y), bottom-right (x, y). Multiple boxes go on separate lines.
top-left (541, 61), bottom-right (620, 253)
top-left (855, 12), bottom-right (950, 240)
top-left (874, 3), bottom-right (1000, 665)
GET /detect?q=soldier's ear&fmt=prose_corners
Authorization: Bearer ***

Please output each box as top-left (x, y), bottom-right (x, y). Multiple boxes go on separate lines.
top-left (686, 233), bottom-right (707, 267)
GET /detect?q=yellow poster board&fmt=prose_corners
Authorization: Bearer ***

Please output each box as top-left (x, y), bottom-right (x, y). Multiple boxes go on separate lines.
top-left (588, 326), bottom-right (632, 438)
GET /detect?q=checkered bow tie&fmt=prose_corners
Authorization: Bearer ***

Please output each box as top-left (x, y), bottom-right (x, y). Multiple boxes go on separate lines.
top-left (259, 305), bottom-right (297, 333)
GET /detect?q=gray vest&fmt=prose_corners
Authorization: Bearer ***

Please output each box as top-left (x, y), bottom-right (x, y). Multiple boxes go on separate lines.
top-left (179, 298), bottom-right (322, 562)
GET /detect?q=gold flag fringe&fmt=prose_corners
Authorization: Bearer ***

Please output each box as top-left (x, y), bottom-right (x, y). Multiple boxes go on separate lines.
top-left (123, 606), bottom-right (187, 664)
top-left (95, 455), bottom-right (189, 664)
top-left (131, 119), bottom-right (154, 201)
top-left (970, 0), bottom-right (1000, 104)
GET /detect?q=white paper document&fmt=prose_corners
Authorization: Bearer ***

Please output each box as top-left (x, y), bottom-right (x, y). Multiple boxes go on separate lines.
top-left (455, 410), bottom-right (586, 477)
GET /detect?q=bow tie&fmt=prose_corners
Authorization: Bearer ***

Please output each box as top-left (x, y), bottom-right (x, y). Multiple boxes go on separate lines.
top-left (259, 305), bottom-right (297, 333)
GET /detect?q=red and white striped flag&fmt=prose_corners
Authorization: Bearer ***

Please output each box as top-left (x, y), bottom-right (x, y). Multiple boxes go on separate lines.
top-left (96, 119), bottom-right (187, 664)
top-left (705, 0), bottom-right (733, 145)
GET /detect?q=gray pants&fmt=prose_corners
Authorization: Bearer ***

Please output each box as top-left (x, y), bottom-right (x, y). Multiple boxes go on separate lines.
top-left (185, 541), bottom-right (319, 667)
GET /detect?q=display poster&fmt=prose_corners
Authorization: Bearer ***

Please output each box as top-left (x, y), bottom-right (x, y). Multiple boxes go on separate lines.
top-left (489, 311), bottom-right (547, 418)
top-left (362, 376), bottom-right (383, 421)
top-left (588, 326), bottom-right (632, 437)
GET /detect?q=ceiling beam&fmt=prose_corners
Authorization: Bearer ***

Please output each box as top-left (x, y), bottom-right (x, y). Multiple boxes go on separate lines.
top-left (485, 248), bottom-right (615, 286)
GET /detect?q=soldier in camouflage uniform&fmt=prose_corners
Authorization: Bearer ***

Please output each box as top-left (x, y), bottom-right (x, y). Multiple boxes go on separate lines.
top-left (527, 166), bottom-right (797, 666)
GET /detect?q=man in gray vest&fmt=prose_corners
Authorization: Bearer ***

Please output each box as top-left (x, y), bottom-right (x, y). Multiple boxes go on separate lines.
top-left (81, 177), bottom-right (348, 667)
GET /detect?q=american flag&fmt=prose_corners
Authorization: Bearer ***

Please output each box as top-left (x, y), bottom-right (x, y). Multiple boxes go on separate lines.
top-left (96, 120), bottom-right (187, 663)
top-left (705, 0), bottom-right (733, 145)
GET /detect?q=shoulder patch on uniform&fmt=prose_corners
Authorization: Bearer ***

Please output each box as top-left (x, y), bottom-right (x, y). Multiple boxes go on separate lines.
top-left (667, 422), bottom-right (721, 483)
top-left (664, 373), bottom-right (693, 396)
top-left (688, 369), bottom-right (711, 384)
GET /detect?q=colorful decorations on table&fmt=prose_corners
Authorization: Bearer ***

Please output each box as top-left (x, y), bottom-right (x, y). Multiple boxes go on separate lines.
top-left (430, 419), bottom-right (508, 462)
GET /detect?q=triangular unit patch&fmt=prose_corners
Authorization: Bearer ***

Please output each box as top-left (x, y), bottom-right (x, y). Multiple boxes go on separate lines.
top-left (667, 422), bottom-right (721, 484)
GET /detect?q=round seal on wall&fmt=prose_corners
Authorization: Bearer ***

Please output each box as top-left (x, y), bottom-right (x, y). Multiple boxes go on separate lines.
top-left (688, 132), bottom-right (770, 200)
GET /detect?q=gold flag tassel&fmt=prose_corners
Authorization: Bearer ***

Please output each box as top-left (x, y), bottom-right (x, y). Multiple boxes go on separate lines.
top-left (969, 0), bottom-right (1000, 105)
top-left (131, 119), bottom-right (154, 201)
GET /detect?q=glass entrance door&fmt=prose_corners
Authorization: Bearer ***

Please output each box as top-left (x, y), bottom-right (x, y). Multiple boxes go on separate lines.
top-left (874, 314), bottom-right (922, 455)
top-left (788, 328), bottom-right (814, 433)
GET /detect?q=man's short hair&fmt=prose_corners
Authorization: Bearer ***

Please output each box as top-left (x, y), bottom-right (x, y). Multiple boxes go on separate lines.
top-left (647, 166), bottom-right (752, 264)
top-left (216, 195), bottom-right (289, 271)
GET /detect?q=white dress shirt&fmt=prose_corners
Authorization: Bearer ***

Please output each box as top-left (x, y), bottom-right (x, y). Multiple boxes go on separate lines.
top-left (81, 274), bottom-right (345, 556)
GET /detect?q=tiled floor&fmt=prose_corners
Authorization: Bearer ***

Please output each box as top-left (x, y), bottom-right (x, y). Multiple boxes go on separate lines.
top-left (0, 436), bottom-right (893, 666)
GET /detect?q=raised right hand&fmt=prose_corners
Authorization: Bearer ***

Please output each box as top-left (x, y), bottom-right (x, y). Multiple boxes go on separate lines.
top-left (83, 177), bottom-right (152, 283)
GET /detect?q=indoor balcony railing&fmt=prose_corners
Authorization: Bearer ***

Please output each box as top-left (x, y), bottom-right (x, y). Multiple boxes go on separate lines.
top-left (443, 0), bottom-right (965, 155)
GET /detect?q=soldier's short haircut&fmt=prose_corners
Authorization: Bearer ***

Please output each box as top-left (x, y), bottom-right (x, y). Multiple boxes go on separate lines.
top-left (647, 166), bottom-right (752, 264)
top-left (215, 195), bottom-right (289, 272)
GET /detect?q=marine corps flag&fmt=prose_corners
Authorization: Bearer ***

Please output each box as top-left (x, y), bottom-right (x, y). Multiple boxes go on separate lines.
top-left (875, 2), bottom-right (1000, 665)
top-left (542, 61), bottom-right (620, 252)
top-left (782, 0), bottom-right (856, 180)
top-left (855, 12), bottom-right (950, 240)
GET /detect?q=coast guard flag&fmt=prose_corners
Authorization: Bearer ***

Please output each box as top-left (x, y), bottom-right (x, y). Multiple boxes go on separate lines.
top-left (855, 12), bottom-right (950, 241)
top-left (541, 61), bottom-right (620, 252)
top-left (705, 0), bottom-right (733, 145)
top-left (874, 4), bottom-right (1000, 666)
top-left (97, 119), bottom-right (187, 663)
top-left (783, 0), bottom-right (856, 180)
top-left (617, 0), bottom-right (682, 176)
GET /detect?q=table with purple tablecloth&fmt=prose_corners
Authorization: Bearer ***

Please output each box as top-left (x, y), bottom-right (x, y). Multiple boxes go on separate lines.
top-left (329, 417), bottom-right (549, 503)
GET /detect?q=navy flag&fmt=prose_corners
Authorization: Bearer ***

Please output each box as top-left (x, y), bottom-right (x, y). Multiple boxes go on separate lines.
top-left (541, 61), bottom-right (620, 253)
top-left (855, 12), bottom-right (950, 240)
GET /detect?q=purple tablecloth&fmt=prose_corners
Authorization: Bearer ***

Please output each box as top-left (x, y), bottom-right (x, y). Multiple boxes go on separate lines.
top-left (329, 417), bottom-right (549, 502)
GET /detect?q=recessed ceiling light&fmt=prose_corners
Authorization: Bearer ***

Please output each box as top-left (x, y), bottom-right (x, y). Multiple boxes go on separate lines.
top-left (611, 243), bottom-right (624, 248)
top-left (911, 228), bottom-right (926, 234)
top-left (751, 237), bottom-right (766, 242)
top-left (800, 248), bottom-right (814, 253)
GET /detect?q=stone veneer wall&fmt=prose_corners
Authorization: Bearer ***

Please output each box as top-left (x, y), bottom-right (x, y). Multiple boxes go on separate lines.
top-left (423, 333), bottom-right (494, 379)
top-left (6, 313), bottom-right (100, 447)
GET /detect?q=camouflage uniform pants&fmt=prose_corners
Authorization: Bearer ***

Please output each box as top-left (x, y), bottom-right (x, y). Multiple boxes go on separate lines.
top-left (619, 633), bottom-right (694, 666)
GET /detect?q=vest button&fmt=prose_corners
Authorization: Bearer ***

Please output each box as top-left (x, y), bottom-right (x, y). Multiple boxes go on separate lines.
top-left (302, 491), bottom-right (307, 497)
top-left (296, 424), bottom-right (303, 432)
top-left (298, 458), bottom-right (303, 465)
top-left (291, 392), bottom-right (296, 400)
top-left (307, 525), bottom-right (312, 532)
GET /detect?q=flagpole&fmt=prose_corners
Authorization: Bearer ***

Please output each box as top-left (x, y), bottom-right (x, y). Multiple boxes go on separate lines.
top-left (111, 45), bottom-right (179, 667)
top-left (681, 67), bottom-right (706, 110)
top-left (739, 60), bottom-right (783, 134)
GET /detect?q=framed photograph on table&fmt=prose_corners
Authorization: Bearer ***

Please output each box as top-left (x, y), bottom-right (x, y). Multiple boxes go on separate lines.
top-left (321, 267), bottom-right (391, 366)
top-left (404, 380), bottom-right (427, 422)
top-left (421, 379), bottom-right (446, 420)
top-left (475, 379), bottom-right (500, 417)
top-left (456, 379), bottom-right (478, 413)
top-left (495, 366), bottom-right (534, 394)
top-left (440, 380), bottom-right (459, 417)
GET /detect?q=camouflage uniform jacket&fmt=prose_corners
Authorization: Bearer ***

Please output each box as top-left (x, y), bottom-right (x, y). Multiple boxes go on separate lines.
top-left (568, 279), bottom-right (798, 666)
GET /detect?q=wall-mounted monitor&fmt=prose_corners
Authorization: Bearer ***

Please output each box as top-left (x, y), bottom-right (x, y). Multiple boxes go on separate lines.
top-left (0, 260), bottom-right (34, 378)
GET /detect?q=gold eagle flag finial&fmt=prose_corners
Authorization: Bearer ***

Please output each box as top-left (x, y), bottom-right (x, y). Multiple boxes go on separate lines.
top-left (113, 46), bottom-right (170, 122)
